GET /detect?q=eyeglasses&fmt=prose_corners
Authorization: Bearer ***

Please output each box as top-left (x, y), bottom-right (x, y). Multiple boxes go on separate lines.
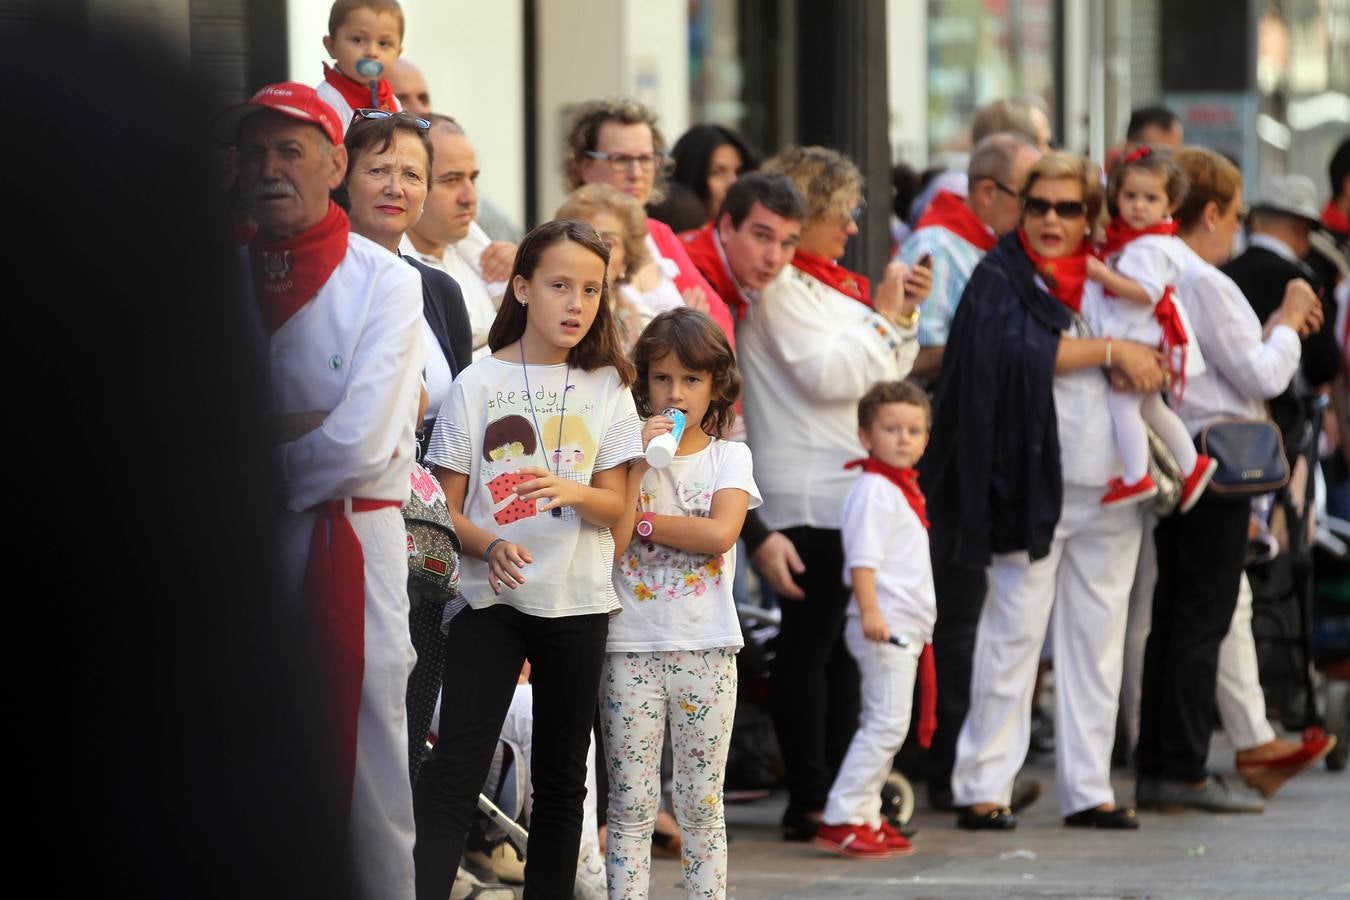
top-left (585, 150), bottom-right (667, 173)
top-left (975, 176), bottom-right (1019, 198)
top-left (1022, 197), bottom-right (1087, 219)
top-left (1234, 206), bottom-right (1250, 225)
top-left (848, 204), bottom-right (866, 222)
top-left (353, 108), bottom-right (431, 130)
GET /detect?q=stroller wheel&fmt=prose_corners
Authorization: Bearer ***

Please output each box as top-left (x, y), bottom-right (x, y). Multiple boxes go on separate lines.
top-left (880, 770), bottom-right (916, 828)
top-left (1325, 681), bottom-right (1348, 772)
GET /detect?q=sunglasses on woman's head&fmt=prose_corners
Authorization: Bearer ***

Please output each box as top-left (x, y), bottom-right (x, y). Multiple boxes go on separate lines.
top-left (353, 108), bottom-right (431, 130)
top-left (1022, 197), bottom-right (1087, 219)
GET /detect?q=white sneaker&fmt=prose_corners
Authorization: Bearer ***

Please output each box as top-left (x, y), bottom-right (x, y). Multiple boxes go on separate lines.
top-left (573, 846), bottom-right (606, 900)
top-left (479, 842), bottom-right (525, 884)
top-left (449, 865), bottom-right (517, 900)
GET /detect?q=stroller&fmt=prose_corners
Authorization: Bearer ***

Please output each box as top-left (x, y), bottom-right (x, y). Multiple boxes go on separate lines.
top-left (1245, 393), bottom-right (1349, 770)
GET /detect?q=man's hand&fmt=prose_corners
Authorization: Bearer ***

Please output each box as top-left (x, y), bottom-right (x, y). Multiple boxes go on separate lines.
top-left (481, 241), bottom-right (517, 283)
top-left (751, 531), bottom-right (806, 600)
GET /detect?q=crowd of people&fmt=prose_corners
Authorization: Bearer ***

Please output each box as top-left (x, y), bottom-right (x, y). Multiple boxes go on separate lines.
top-left (217, 1), bottom-right (1349, 897)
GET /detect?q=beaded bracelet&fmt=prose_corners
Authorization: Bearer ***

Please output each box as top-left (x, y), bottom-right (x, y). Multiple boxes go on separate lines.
top-left (483, 538), bottom-right (505, 562)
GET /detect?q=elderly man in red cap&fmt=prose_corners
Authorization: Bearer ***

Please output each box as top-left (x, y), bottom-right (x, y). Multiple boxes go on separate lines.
top-left (220, 81), bottom-right (426, 899)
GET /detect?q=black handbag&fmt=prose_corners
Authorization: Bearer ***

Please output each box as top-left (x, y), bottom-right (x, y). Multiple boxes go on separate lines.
top-left (1196, 419), bottom-right (1290, 496)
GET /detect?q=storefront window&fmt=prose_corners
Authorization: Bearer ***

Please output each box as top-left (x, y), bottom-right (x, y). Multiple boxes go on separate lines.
top-left (926, 0), bottom-right (1057, 153)
top-left (1256, 0), bottom-right (1350, 196)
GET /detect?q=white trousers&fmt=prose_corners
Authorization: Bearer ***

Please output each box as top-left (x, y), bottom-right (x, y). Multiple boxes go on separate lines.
top-left (282, 506), bottom-right (417, 900)
top-left (1121, 517), bottom-right (1275, 753)
top-left (822, 617), bottom-right (920, 827)
top-left (952, 484), bottom-right (1142, 816)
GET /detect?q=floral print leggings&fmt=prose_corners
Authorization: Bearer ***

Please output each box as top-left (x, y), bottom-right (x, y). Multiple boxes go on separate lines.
top-left (601, 648), bottom-right (738, 899)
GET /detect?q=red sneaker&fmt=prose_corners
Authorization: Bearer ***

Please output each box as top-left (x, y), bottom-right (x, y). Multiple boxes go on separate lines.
top-left (1101, 474), bottom-right (1158, 508)
top-left (1178, 455), bottom-right (1219, 513)
top-left (813, 823), bottom-right (894, 859)
top-left (874, 820), bottom-right (915, 855)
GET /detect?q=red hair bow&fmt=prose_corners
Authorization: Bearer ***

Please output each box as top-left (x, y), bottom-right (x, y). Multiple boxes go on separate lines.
top-left (1123, 145), bottom-right (1153, 165)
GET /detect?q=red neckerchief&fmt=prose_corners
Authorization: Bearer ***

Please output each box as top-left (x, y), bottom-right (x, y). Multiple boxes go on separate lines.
top-left (845, 456), bottom-right (928, 528)
top-left (844, 455), bottom-right (937, 746)
top-left (792, 249), bottom-right (871, 306)
top-left (1017, 228), bottom-right (1087, 313)
top-left (1098, 217), bottom-right (1177, 258)
top-left (681, 223), bottom-right (747, 318)
top-left (915, 190), bottom-right (997, 252)
top-left (1322, 200), bottom-right (1350, 238)
top-left (322, 61), bottom-right (395, 112)
top-left (250, 200), bottom-right (350, 333)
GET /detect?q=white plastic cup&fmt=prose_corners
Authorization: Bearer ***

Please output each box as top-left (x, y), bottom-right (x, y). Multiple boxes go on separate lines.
top-left (645, 408), bottom-right (686, 468)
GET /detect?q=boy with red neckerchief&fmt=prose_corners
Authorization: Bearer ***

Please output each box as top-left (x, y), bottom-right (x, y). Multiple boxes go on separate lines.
top-left (316, 0), bottom-right (405, 137)
top-left (814, 380), bottom-right (937, 860)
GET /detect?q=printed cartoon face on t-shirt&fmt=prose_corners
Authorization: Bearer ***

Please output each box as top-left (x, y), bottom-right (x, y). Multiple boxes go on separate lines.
top-left (541, 413), bottom-right (597, 521)
top-left (482, 414), bottom-right (541, 526)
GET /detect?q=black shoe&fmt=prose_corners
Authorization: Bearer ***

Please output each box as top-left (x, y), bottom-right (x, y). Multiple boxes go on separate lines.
top-left (780, 809), bottom-right (819, 841)
top-left (956, 806), bottom-right (1017, 830)
top-left (1009, 776), bottom-right (1042, 813)
top-left (928, 782), bottom-right (955, 812)
top-left (1064, 805), bottom-right (1140, 829)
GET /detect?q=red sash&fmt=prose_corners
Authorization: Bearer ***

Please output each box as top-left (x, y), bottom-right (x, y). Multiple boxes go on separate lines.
top-left (791, 249), bottom-right (871, 306)
top-left (845, 456), bottom-right (936, 746)
top-left (1017, 229), bottom-right (1087, 313)
top-left (915, 190), bottom-right (997, 252)
top-left (306, 497), bottom-right (402, 809)
top-left (322, 61), bottom-right (395, 113)
top-left (250, 201), bottom-right (350, 333)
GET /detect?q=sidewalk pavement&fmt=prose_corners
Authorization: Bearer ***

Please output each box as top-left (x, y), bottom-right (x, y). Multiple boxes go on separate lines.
top-left (647, 734), bottom-right (1349, 898)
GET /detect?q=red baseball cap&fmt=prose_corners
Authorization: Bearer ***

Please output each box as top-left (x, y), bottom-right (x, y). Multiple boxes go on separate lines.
top-left (215, 81), bottom-right (343, 147)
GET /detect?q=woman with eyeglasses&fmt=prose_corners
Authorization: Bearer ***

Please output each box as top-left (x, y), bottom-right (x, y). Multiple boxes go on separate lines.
top-left (735, 145), bottom-right (932, 841)
top-left (926, 152), bottom-right (1165, 832)
top-left (341, 108), bottom-right (474, 789)
top-left (564, 98), bottom-right (737, 347)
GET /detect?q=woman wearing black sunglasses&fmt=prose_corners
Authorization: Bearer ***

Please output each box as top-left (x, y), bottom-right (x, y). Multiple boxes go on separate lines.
top-left (924, 152), bottom-right (1166, 832)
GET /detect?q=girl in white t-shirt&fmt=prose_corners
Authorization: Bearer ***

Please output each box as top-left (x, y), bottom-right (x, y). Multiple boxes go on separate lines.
top-left (415, 219), bottom-right (644, 898)
top-left (604, 307), bottom-right (761, 900)
top-left (1086, 146), bottom-right (1217, 511)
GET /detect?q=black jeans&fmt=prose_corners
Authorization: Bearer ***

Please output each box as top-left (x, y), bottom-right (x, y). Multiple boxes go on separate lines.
top-left (405, 587), bottom-right (448, 785)
top-left (768, 526), bottom-right (859, 816)
top-left (1136, 492), bottom-right (1249, 782)
top-left (926, 556), bottom-right (989, 792)
top-left (412, 604), bottom-right (608, 900)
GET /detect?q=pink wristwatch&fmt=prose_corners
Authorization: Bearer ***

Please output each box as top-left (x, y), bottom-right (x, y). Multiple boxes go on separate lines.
top-left (636, 512), bottom-right (655, 539)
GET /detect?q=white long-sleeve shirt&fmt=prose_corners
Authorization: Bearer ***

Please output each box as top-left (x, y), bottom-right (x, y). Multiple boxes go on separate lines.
top-left (266, 233), bottom-right (428, 511)
top-left (737, 266), bottom-right (918, 530)
top-left (1174, 240), bottom-right (1301, 436)
top-left (403, 222), bottom-right (505, 359)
